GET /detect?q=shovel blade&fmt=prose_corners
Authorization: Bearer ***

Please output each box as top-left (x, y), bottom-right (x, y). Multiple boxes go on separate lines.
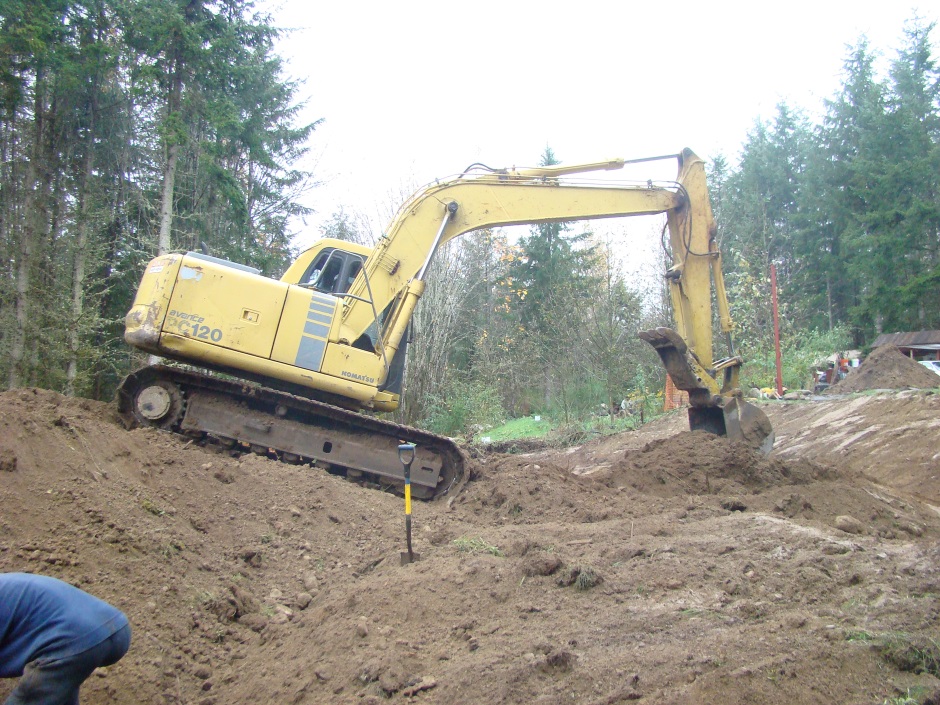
top-left (400, 551), bottom-right (421, 566)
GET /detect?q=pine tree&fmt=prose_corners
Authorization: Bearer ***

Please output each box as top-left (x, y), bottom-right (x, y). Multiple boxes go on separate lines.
top-left (0, 0), bottom-right (316, 396)
top-left (797, 40), bottom-right (886, 342)
top-left (506, 147), bottom-right (600, 415)
top-left (717, 105), bottom-right (812, 352)
top-left (877, 19), bottom-right (940, 331)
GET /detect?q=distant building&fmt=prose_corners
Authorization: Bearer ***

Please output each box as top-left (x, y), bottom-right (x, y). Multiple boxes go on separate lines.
top-left (871, 331), bottom-right (940, 361)
top-left (664, 374), bottom-right (689, 411)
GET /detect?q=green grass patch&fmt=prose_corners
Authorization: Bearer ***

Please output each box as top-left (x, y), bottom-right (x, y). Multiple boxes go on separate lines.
top-left (453, 537), bottom-right (503, 557)
top-left (882, 689), bottom-right (926, 705)
top-left (877, 633), bottom-right (940, 677)
top-left (160, 540), bottom-right (184, 559)
top-left (845, 629), bottom-right (875, 642)
top-left (678, 607), bottom-right (723, 621)
top-left (480, 416), bottom-right (553, 442)
top-left (557, 565), bottom-right (603, 591)
top-left (141, 498), bottom-right (165, 517)
top-left (850, 630), bottom-right (940, 678)
top-left (479, 410), bottom-right (668, 448)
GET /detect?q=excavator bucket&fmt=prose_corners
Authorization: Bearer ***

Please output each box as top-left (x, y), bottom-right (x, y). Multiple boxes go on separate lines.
top-left (640, 327), bottom-right (775, 455)
top-left (688, 396), bottom-right (775, 456)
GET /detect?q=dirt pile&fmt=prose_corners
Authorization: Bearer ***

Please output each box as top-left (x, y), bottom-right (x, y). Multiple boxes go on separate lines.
top-left (597, 431), bottom-right (831, 497)
top-left (829, 344), bottom-right (940, 393)
top-left (2, 388), bottom-right (940, 704)
top-left (770, 390), bottom-right (940, 504)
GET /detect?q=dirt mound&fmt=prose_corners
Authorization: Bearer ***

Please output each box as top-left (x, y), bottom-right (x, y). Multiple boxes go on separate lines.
top-left (597, 431), bottom-right (830, 497)
top-left (3, 388), bottom-right (940, 705)
top-left (829, 344), bottom-right (940, 393)
top-left (770, 390), bottom-right (940, 504)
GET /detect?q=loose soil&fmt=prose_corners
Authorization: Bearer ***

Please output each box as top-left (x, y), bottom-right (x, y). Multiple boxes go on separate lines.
top-left (2, 379), bottom-right (939, 703)
top-left (828, 345), bottom-right (940, 394)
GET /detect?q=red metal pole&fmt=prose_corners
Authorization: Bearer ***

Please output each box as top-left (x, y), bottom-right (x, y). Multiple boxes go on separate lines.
top-left (771, 264), bottom-right (783, 396)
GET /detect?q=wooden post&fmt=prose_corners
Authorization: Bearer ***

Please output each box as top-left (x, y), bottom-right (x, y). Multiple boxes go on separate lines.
top-left (771, 264), bottom-right (783, 397)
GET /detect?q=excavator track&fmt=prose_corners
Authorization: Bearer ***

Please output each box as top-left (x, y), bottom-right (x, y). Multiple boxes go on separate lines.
top-left (116, 365), bottom-right (465, 500)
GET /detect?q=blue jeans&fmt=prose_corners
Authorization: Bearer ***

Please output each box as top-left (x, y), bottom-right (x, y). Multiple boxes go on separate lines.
top-left (4, 624), bottom-right (131, 705)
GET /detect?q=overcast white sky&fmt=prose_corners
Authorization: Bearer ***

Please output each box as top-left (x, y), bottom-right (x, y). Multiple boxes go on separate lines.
top-left (266, 1), bottom-right (936, 251)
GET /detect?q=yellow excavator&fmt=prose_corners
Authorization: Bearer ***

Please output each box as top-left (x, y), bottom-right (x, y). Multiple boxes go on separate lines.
top-left (119, 148), bottom-right (774, 499)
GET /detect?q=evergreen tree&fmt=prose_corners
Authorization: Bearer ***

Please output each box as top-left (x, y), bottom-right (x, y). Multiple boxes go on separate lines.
top-left (319, 208), bottom-right (373, 246)
top-left (0, 0), bottom-right (315, 396)
top-left (507, 146), bottom-right (600, 414)
top-left (873, 19), bottom-right (940, 331)
top-left (807, 40), bottom-right (886, 342)
top-left (717, 104), bottom-right (812, 351)
top-left (720, 22), bottom-right (939, 361)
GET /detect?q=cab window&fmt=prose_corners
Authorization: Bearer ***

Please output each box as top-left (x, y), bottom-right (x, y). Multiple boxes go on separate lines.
top-left (300, 249), bottom-right (364, 295)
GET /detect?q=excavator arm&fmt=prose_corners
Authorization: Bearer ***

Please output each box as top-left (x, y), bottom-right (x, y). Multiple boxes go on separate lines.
top-left (326, 150), bottom-right (771, 452)
top-left (344, 180), bottom-right (684, 377)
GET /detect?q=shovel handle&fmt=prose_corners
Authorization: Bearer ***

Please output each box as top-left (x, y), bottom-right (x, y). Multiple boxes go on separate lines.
top-left (399, 444), bottom-right (416, 559)
top-left (398, 443), bottom-right (415, 515)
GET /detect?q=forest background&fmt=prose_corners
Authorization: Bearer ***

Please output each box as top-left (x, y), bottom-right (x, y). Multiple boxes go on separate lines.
top-left (0, 1), bottom-right (937, 437)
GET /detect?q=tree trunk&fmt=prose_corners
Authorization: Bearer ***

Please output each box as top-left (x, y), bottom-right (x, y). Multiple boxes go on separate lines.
top-left (66, 97), bottom-right (98, 395)
top-left (158, 57), bottom-right (183, 255)
top-left (158, 141), bottom-right (179, 254)
top-left (9, 75), bottom-right (46, 389)
top-left (66, 8), bottom-right (107, 395)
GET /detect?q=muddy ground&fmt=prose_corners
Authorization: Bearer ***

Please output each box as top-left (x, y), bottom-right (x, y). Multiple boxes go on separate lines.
top-left (1, 377), bottom-right (939, 703)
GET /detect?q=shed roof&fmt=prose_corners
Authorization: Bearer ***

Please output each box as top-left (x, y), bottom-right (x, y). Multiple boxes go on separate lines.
top-left (872, 331), bottom-right (940, 351)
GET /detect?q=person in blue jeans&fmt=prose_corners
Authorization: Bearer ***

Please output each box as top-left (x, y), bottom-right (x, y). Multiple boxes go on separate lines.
top-left (1, 573), bottom-right (131, 705)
